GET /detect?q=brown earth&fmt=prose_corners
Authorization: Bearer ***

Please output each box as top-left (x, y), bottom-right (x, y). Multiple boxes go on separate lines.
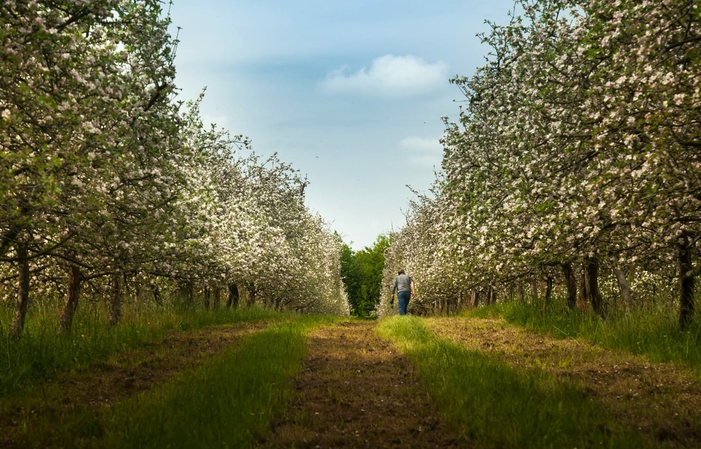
top-left (0, 321), bottom-right (269, 448)
top-left (425, 317), bottom-right (701, 448)
top-left (261, 321), bottom-right (467, 448)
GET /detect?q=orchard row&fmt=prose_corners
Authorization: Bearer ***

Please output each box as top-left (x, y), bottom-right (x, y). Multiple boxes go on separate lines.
top-left (0, 0), bottom-right (349, 338)
top-left (383, 0), bottom-right (700, 327)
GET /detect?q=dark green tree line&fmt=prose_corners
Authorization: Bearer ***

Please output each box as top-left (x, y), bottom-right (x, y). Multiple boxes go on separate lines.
top-left (340, 235), bottom-right (391, 318)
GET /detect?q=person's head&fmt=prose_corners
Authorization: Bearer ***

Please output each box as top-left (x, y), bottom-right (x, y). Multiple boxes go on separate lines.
top-left (398, 269), bottom-right (405, 275)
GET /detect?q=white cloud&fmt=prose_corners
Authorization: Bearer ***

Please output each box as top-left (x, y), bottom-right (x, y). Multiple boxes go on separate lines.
top-left (322, 55), bottom-right (449, 97)
top-left (399, 136), bottom-right (443, 167)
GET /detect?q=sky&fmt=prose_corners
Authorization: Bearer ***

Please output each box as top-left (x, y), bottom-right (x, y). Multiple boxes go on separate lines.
top-left (169, 0), bottom-right (516, 250)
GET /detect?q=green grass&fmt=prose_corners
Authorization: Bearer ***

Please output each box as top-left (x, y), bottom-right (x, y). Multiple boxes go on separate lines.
top-left (471, 301), bottom-right (701, 377)
top-left (0, 301), bottom-right (284, 396)
top-left (377, 316), bottom-right (655, 449)
top-left (98, 317), bottom-right (326, 449)
top-left (11, 315), bottom-right (331, 448)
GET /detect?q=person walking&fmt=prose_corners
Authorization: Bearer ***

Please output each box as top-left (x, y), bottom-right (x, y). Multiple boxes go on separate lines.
top-left (391, 269), bottom-right (415, 315)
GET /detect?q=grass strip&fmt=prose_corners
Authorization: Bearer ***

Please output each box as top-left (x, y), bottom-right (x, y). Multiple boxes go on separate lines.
top-left (377, 316), bottom-right (654, 449)
top-left (0, 305), bottom-right (284, 396)
top-left (88, 316), bottom-right (327, 449)
top-left (472, 301), bottom-right (701, 378)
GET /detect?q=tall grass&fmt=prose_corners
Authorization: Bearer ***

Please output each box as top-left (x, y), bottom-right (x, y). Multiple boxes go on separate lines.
top-left (378, 316), bottom-right (654, 449)
top-left (471, 301), bottom-right (701, 377)
top-left (0, 300), bottom-right (284, 396)
top-left (93, 317), bottom-right (324, 448)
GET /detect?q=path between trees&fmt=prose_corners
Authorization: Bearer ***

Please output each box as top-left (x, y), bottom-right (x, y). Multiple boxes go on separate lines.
top-left (265, 318), bottom-right (701, 448)
top-left (1, 317), bottom-right (701, 447)
top-left (262, 321), bottom-right (464, 448)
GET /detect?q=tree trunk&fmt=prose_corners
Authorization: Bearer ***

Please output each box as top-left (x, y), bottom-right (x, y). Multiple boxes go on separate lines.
top-left (530, 276), bottom-right (538, 301)
top-left (578, 266), bottom-right (589, 310)
top-left (246, 283), bottom-right (256, 307)
top-left (587, 257), bottom-right (605, 317)
top-left (58, 265), bottom-right (83, 334)
top-left (213, 285), bottom-right (221, 309)
top-left (471, 290), bottom-right (480, 308)
top-left (178, 282), bottom-right (193, 305)
top-left (152, 284), bottom-right (162, 306)
top-left (612, 264), bottom-right (633, 311)
top-left (203, 285), bottom-right (211, 310)
top-left (109, 273), bottom-right (122, 326)
top-left (562, 263), bottom-right (577, 309)
top-left (517, 281), bottom-right (525, 302)
top-left (678, 234), bottom-right (695, 330)
top-left (227, 283), bottom-right (239, 308)
top-left (545, 275), bottom-right (553, 305)
top-left (9, 245), bottom-right (31, 339)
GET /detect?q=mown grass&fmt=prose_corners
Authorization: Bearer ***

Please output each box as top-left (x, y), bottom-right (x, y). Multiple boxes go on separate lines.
top-left (378, 316), bottom-right (656, 449)
top-left (0, 301), bottom-right (284, 396)
top-left (15, 316), bottom-right (330, 448)
top-left (471, 300), bottom-right (701, 378)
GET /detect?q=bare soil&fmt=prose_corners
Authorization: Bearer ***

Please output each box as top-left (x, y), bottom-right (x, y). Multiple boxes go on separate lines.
top-left (261, 321), bottom-right (466, 448)
top-left (425, 317), bottom-right (701, 448)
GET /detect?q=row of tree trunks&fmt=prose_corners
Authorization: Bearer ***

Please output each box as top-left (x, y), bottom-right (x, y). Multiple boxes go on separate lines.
top-left (8, 270), bottom-right (249, 339)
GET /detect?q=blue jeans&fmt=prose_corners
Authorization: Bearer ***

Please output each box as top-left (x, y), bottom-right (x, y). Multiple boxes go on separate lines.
top-left (398, 291), bottom-right (411, 315)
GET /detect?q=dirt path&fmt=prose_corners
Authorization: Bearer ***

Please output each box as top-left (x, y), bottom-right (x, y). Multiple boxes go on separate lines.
top-left (425, 317), bottom-right (701, 448)
top-left (0, 321), bottom-right (269, 448)
top-left (262, 321), bottom-right (465, 448)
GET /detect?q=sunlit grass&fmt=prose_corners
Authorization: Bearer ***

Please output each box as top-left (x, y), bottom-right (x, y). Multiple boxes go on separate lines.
top-left (471, 300), bottom-right (701, 378)
top-left (378, 316), bottom-right (654, 449)
top-left (0, 300), bottom-right (284, 396)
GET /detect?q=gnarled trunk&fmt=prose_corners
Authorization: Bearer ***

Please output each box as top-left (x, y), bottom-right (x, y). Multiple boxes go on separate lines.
top-left (578, 266), bottom-right (589, 310)
top-left (152, 284), bottom-right (162, 306)
top-left (612, 264), bottom-right (633, 311)
top-left (203, 285), bottom-right (211, 310)
top-left (678, 234), bottom-right (695, 330)
top-left (530, 276), bottom-right (538, 301)
top-left (58, 265), bottom-right (83, 334)
top-left (246, 283), bottom-right (256, 307)
top-left (586, 257), bottom-right (604, 317)
top-left (545, 275), bottom-right (554, 306)
top-left (213, 285), bottom-right (221, 309)
top-left (562, 263), bottom-right (577, 310)
top-left (178, 282), bottom-right (193, 305)
top-left (227, 283), bottom-right (239, 308)
top-left (109, 273), bottom-right (121, 326)
top-left (10, 244), bottom-right (30, 339)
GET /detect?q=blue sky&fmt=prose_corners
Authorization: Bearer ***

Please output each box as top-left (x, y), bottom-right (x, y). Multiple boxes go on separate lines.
top-left (169, 0), bottom-right (516, 250)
